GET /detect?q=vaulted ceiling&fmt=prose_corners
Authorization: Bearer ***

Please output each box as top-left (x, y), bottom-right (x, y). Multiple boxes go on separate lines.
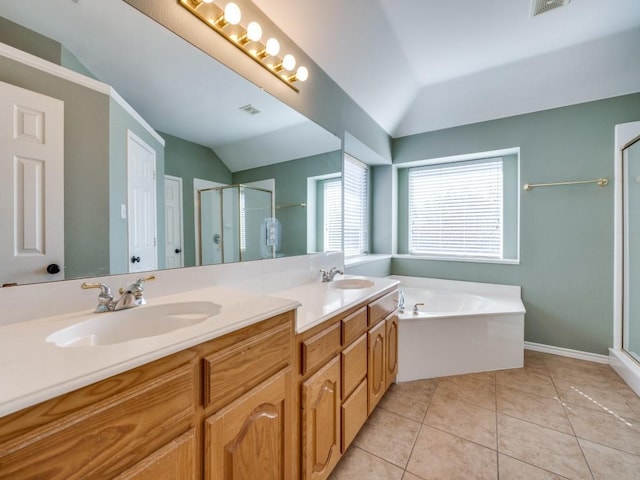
top-left (253, 0), bottom-right (640, 137)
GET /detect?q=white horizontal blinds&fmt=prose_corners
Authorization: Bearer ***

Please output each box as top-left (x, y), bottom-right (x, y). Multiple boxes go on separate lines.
top-left (343, 154), bottom-right (369, 257)
top-left (408, 158), bottom-right (503, 258)
top-left (323, 178), bottom-right (342, 251)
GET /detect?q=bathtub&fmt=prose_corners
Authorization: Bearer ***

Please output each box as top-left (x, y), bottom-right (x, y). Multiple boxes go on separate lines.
top-left (389, 275), bottom-right (525, 381)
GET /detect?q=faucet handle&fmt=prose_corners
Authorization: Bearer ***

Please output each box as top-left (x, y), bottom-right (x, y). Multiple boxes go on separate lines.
top-left (135, 275), bottom-right (156, 286)
top-left (81, 282), bottom-right (112, 296)
top-left (120, 275), bottom-right (156, 305)
top-left (81, 282), bottom-right (113, 313)
top-left (119, 275), bottom-right (156, 294)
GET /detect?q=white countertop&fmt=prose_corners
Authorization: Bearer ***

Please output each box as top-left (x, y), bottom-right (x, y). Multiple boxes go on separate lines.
top-left (0, 275), bottom-right (398, 417)
top-left (277, 275), bottom-right (400, 333)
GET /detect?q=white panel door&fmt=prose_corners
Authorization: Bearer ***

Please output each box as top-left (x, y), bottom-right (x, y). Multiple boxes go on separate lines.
top-left (0, 81), bottom-right (64, 286)
top-left (127, 130), bottom-right (157, 273)
top-left (164, 175), bottom-right (183, 269)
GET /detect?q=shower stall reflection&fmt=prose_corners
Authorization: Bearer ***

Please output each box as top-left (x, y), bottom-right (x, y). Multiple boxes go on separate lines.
top-left (198, 185), bottom-right (276, 264)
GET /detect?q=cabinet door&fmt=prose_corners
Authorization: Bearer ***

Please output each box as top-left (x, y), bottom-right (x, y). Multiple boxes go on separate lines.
top-left (114, 429), bottom-right (197, 480)
top-left (205, 369), bottom-right (293, 480)
top-left (367, 320), bottom-right (386, 415)
top-left (301, 355), bottom-right (341, 480)
top-left (385, 314), bottom-right (399, 390)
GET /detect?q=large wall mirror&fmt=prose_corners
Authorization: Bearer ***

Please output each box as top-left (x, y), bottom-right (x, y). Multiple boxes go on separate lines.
top-left (0, 0), bottom-right (342, 287)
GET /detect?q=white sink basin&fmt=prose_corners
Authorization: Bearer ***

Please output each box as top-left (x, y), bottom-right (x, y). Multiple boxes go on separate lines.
top-left (331, 278), bottom-right (375, 290)
top-left (46, 301), bottom-right (221, 347)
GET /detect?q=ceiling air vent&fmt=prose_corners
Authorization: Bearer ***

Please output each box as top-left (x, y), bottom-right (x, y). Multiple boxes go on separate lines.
top-left (531, 0), bottom-right (570, 17)
top-left (239, 104), bottom-right (261, 115)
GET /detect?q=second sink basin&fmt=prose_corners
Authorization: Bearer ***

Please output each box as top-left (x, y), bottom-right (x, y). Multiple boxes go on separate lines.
top-left (47, 301), bottom-right (221, 347)
top-left (331, 278), bottom-right (375, 290)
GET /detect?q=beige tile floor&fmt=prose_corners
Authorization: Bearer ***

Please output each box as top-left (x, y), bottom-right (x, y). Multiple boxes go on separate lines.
top-left (330, 350), bottom-right (640, 480)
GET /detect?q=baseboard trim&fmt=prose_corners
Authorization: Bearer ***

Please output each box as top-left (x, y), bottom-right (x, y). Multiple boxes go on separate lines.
top-left (609, 349), bottom-right (640, 397)
top-left (524, 342), bottom-right (609, 364)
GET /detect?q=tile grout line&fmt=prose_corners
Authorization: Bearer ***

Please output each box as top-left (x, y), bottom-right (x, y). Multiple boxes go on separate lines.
top-left (400, 380), bottom-right (439, 479)
top-left (547, 360), bottom-right (597, 480)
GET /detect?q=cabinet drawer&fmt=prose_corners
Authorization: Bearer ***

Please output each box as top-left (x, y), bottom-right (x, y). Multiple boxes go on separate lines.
top-left (368, 290), bottom-right (398, 327)
top-left (341, 307), bottom-right (367, 346)
top-left (341, 379), bottom-right (368, 453)
top-left (204, 322), bottom-right (291, 411)
top-left (301, 322), bottom-right (341, 375)
top-left (341, 333), bottom-right (367, 400)
top-left (0, 364), bottom-right (195, 480)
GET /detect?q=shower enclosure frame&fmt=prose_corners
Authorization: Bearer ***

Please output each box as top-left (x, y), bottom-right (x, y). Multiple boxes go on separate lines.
top-left (611, 120), bottom-right (640, 396)
top-left (197, 184), bottom-right (274, 265)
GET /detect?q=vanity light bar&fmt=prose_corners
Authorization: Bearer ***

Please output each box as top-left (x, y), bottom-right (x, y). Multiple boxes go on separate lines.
top-left (180, 0), bottom-right (309, 91)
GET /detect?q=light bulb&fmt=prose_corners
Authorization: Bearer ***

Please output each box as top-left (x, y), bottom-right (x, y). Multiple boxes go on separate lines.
top-left (282, 54), bottom-right (296, 71)
top-left (224, 3), bottom-right (241, 25)
top-left (246, 22), bottom-right (262, 42)
top-left (296, 66), bottom-right (309, 82)
top-left (265, 38), bottom-right (280, 56)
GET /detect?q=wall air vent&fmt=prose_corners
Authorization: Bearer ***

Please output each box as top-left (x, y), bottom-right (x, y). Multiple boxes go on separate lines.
top-left (531, 0), bottom-right (571, 17)
top-left (239, 104), bottom-right (261, 115)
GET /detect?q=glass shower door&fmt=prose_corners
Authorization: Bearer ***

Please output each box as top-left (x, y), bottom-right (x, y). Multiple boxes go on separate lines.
top-left (623, 137), bottom-right (640, 362)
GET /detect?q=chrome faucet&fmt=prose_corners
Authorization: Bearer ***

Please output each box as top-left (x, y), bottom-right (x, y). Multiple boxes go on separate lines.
top-left (320, 267), bottom-right (343, 283)
top-left (82, 275), bottom-right (155, 313)
top-left (413, 303), bottom-right (424, 314)
top-left (398, 291), bottom-right (405, 313)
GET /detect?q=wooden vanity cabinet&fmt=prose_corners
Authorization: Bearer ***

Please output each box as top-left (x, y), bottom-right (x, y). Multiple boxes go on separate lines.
top-left (297, 289), bottom-right (399, 480)
top-left (0, 310), bottom-right (296, 480)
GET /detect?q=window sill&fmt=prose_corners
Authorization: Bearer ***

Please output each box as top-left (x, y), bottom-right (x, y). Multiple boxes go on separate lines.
top-left (393, 254), bottom-right (520, 266)
top-left (344, 254), bottom-right (392, 267)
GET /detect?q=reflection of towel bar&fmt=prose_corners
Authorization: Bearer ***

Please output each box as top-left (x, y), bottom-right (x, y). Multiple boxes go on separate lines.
top-left (523, 177), bottom-right (608, 191)
top-left (275, 202), bottom-right (307, 210)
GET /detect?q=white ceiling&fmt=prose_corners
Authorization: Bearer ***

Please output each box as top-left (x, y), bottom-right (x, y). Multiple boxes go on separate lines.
top-left (3, 0), bottom-right (640, 162)
top-left (253, 0), bottom-right (640, 137)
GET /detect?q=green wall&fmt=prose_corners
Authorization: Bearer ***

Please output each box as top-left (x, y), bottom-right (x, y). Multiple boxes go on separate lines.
top-left (162, 132), bottom-right (232, 267)
top-left (388, 93), bottom-right (640, 355)
top-left (0, 16), bottom-right (61, 64)
top-left (233, 150), bottom-right (342, 257)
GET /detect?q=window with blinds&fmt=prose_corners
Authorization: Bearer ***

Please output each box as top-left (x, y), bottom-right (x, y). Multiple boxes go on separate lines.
top-left (343, 154), bottom-right (369, 257)
top-left (408, 158), bottom-right (503, 259)
top-left (323, 177), bottom-right (342, 251)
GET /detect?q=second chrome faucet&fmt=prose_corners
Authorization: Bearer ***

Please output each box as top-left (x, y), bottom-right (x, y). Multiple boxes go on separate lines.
top-left (320, 267), bottom-right (343, 283)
